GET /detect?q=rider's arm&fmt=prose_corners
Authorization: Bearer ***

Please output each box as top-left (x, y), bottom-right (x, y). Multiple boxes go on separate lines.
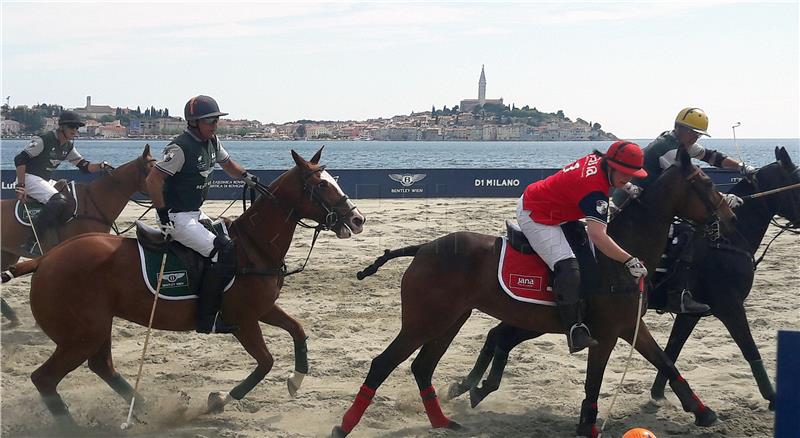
top-left (147, 144), bottom-right (185, 209)
top-left (213, 138), bottom-right (247, 179)
top-left (585, 220), bottom-right (631, 263)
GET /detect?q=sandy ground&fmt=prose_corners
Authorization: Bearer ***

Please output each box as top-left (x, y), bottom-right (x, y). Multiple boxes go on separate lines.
top-left (1, 198), bottom-right (796, 438)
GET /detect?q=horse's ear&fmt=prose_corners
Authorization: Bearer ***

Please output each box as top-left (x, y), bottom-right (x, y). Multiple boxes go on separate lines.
top-left (777, 146), bottom-right (795, 168)
top-left (142, 143), bottom-right (151, 159)
top-left (677, 145), bottom-right (691, 170)
top-left (310, 146), bottom-right (324, 165)
top-left (291, 150), bottom-right (307, 168)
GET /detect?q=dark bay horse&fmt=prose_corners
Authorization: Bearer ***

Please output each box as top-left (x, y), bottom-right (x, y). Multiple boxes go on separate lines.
top-left (332, 148), bottom-right (734, 438)
top-left (1, 148), bottom-right (365, 427)
top-left (0, 145), bottom-right (154, 324)
top-left (650, 146), bottom-right (800, 408)
top-left (447, 147), bottom-right (800, 413)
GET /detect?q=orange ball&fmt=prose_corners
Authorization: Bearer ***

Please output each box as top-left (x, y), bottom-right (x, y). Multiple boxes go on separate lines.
top-left (622, 428), bottom-right (657, 438)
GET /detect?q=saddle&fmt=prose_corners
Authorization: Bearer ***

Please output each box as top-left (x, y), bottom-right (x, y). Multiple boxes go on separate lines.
top-left (499, 220), bottom-right (602, 305)
top-left (135, 221), bottom-right (232, 299)
top-left (15, 180), bottom-right (78, 227)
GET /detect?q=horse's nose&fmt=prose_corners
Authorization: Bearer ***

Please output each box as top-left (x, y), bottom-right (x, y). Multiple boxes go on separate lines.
top-left (352, 215), bottom-right (365, 228)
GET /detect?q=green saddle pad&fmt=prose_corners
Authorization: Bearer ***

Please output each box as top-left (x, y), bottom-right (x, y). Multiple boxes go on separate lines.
top-left (137, 221), bottom-right (231, 299)
top-left (15, 201), bottom-right (45, 226)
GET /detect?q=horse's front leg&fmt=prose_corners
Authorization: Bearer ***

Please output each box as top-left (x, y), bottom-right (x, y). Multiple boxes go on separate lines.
top-left (651, 313), bottom-right (701, 401)
top-left (260, 304), bottom-right (308, 397)
top-left (207, 321), bottom-right (273, 414)
top-left (576, 338), bottom-right (615, 438)
top-left (622, 322), bottom-right (718, 427)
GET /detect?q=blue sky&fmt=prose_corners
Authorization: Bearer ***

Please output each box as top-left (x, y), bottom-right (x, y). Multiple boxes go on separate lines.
top-left (2, 1), bottom-right (798, 138)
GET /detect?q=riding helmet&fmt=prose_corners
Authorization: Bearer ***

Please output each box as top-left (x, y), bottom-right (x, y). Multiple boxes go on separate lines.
top-left (58, 110), bottom-right (85, 128)
top-left (675, 107), bottom-right (710, 137)
top-left (184, 95), bottom-right (229, 122)
top-left (605, 141), bottom-right (648, 178)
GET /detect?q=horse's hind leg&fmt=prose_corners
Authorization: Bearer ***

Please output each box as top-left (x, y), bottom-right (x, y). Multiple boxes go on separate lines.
top-left (410, 311), bottom-right (471, 430)
top-left (32, 343), bottom-right (101, 427)
top-left (651, 313), bottom-right (700, 401)
top-left (715, 302), bottom-right (775, 409)
top-left (469, 324), bottom-right (543, 408)
top-left (576, 338), bottom-right (615, 438)
top-left (621, 323), bottom-right (718, 428)
top-left (260, 305), bottom-right (308, 397)
top-left (87, 337), bottom-right (136, 405)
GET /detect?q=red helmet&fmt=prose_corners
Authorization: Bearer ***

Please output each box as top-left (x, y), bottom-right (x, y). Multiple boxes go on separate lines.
top-left (605, 141), bottom-right (648, 178)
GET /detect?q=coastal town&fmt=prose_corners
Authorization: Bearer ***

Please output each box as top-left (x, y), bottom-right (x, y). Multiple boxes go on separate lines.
top-left (1, 67), bottom-right (616, 142)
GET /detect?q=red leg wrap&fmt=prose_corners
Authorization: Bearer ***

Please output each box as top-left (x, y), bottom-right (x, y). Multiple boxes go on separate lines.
top-left (340, 384), bottom-right (376, 433)
top-left (420, 386), bottom-right (450, 428)
top-left (591, 424), bottom-right (599, 438)
top-left (691, 392), bottom-right (707, 413)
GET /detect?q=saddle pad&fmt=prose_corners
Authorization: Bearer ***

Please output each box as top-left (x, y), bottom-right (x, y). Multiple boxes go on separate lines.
top-left (15, 181), bottom-right (78, 226)
top-left (497, 237), bottom-right (555, 306)
top-left (137, 220), bottom-right (234, 300)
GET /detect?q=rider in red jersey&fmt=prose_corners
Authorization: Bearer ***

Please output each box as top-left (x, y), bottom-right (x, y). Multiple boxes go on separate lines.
top-left (518, 141), bottom-right (648, 353)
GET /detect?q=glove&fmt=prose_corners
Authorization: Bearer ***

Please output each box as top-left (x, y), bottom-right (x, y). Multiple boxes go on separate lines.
top-left (723, 193), bottom-right (744, 208)
top-left (624, 256), bottom-right (648, 278)
top-left (242, 171), bottom-right (259, 189)
top-left (15, 184), bottom-right (26, 202)
top-left (99, 161), bottom-right (112, 171)
top-left (156, 207), bottom-right (174, 241)
top-left (740, 164), bottom-right (757, 177)
top-left (622, 182), bottom-right (642, 199)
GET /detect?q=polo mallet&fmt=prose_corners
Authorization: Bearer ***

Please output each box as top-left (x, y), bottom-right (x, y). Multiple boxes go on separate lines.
top-left (120, 251), bottom-right (168, 431)
top-left (732, 122), bottom-right (748, 168)
top-left (22, 203), bottom-right (43, 254)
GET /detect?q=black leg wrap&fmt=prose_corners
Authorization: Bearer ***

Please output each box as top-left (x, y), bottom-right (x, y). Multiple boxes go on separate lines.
top-left (294, 336), bottom-right (309, 374)
top-left (230, 368), bottom-right (268, 400)
top-left (576, 398), bottom-right (598, 437)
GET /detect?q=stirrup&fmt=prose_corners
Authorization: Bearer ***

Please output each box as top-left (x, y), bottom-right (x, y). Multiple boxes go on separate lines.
top-left (568, 323), bottom-right (598, 354)
top-left (198, 312), bottom-right (238, 334)
top-left (666, 289), bottom-right (710, 314)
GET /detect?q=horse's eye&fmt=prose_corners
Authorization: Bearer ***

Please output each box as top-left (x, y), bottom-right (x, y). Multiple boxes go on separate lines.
top-left (319, 180), bottom-right (329, 188)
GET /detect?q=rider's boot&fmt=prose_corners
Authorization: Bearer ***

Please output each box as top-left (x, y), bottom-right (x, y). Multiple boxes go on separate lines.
top-left (554, 258), bottom-right (598, 354)
top-left (25, 193), bottom-right (69, 254)
top-left (664, 262), bottom-right (710, 314)
top-left (197, 235), bottom-right (239, 334)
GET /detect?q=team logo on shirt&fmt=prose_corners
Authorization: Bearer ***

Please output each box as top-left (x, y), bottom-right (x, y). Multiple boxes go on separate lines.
top-left (596, 200), bottom-right (609, 215)
top-left (163, 151), bottom-right (175, 162)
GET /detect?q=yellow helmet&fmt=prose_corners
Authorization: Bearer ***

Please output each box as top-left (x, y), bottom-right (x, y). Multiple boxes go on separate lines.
top-left (675, 107), bottom-right (710, 137)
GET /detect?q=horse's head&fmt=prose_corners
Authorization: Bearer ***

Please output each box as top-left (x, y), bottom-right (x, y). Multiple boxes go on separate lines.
top-left (288, 147), bottom-right (365, 238)
top-left (655, 147), bottom-right (736, 234)
top-left (753, 147), bottom-right (800, 225)
top-left (96, 144), bottom-right (155, 195)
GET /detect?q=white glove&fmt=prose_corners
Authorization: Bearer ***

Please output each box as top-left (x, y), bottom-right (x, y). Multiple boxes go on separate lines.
top-left (242, 171), bottom-right (259, 189)
top-left (624, 257), bottom-right (648, 278)
top-left (156, 208), bottom-right (175, 241)
top-left (723, 193), bottom-right (744, 208)
top-left (622, 182), bottom-right (642, 199)
top-left (740, 164), bottom-right (757, 177)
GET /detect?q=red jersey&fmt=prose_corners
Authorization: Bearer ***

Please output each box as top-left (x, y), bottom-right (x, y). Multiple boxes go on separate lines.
top-left (522, 153), bottom-right (611, 225)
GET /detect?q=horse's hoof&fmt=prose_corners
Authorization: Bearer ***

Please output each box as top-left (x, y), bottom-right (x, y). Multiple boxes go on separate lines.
top-left (469, 386), bottom-right (491, 408)
top-left (694, 406), bottom-right (718, 427)
top-left (331, 425), bottom-right (348, 438)
top-left (207, 391), bottom-right (229, 414)
top-left (648, 395), bottom-right (668, 407)
top-left (443, 381), bottom-right (468, 402)
top-left (287, 372), bottom-right (305, 398)
top-left (650, 387), bottom-right (665, 401)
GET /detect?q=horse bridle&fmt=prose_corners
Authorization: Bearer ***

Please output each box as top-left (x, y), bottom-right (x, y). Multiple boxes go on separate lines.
top-left (301, 165), bottom-right (357, 231)
top-left (684, 166), bottom-right (728, 237)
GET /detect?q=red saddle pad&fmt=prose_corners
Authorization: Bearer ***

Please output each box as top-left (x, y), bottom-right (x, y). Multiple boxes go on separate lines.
top-left (497, 237), bottom-right (556, 306)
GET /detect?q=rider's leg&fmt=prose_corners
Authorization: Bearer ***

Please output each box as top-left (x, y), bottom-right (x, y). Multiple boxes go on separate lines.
top-left (553, 258), bottom-right (598, 353)
top-left (22, 176), bottom-right (63, 251)
top-left (665, 231), bottom-right (710, 314)
top-left (516, 198), bottom-right (597, 353)
top-left (169, 211), bottom-right (238, 334)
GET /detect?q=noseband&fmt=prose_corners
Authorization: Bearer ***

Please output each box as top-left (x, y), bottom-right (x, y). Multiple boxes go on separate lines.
top-left (685, 167), bottom-right (727, 240)
top-left (302, 166), bottom-right (357, 231)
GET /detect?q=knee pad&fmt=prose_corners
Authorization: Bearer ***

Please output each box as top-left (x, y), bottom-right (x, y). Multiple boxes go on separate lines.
top-left (211, 235), bottom-right (237, 276)
top-left (42, 193), bottom-right (70, 224)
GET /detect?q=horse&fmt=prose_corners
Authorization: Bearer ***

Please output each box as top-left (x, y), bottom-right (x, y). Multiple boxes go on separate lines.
top-left (0, 147), bottom-right (366, 428)
top-left (331, 148), bottom-right (735, 438)
top-left (0, 144), bottom-right (154, 324)
top-left (446, 147), bottom-right (800, 412)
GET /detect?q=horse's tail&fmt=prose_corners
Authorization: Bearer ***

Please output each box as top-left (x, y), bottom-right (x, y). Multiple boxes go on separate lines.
top-left (357, 245), bottom-right (421, 280)
top-left (1, 259), bottom-right (40, 283)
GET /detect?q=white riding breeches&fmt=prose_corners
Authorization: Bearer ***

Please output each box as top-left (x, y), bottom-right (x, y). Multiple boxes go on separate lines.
top-left (22, 174), bottom-right (59, 204)
top-left (516, 196), bottom-right (575, 270)
top-left (158, 210), bottom-right (216, 258)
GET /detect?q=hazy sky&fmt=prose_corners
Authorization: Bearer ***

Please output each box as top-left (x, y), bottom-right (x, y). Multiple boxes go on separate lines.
top-left (2, 1), bottom-right (798, 138)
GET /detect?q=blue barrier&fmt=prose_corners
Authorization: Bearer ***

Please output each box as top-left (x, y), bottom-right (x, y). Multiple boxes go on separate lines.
top-left (0, 168), bottom-right (741, 200)
top-left (775, 330), bottom-right (800, 437)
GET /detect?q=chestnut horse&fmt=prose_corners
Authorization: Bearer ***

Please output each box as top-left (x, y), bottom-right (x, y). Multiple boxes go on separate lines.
top-left (332, 148), bottom-right (734, 438)
top-left (0, 145), bottom-right (154, 323)
top-left (1, 148), bottom-right (365, 427)
top-left (448, 147), bottom-right (800, 413)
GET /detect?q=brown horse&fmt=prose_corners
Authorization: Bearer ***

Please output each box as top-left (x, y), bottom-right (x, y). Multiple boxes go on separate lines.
top-left (0, 145), bottom-right (154, 325)
top-left (0, 144), bottom-right (154, 268)
top-left (1, 147), bottom-right (365, 428)
top-left (331, 148), bottom-right (734, 438)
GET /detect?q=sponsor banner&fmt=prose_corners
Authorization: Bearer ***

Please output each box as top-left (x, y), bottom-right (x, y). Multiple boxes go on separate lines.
top-left (0, 168), bottom-right (740, 200)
